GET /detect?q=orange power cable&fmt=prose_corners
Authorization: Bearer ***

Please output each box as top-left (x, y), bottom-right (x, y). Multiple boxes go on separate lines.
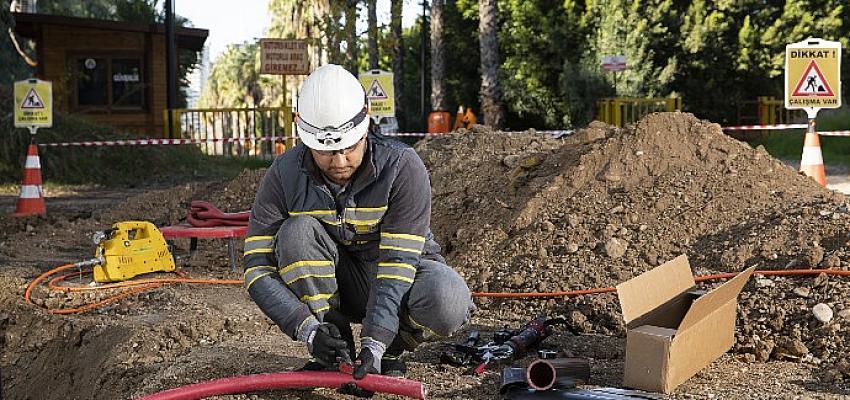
top-left (25, 264), bottom-right (850, 314)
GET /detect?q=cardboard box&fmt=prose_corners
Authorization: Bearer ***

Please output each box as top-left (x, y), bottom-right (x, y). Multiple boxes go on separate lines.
top-left (616, 255), bottom-right (754, 393)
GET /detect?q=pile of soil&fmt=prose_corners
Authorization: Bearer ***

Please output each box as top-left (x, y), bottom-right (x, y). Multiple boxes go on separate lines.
top-left (415, 112), bottom-right (850, 379)
top-left (2, 112), bottom-right (850, 398)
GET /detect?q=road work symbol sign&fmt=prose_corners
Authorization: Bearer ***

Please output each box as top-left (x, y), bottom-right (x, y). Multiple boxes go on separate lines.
top-left (785, 38), bottom-right (841, 112)
top-left (366, 79), bottom-right (388, 99)
top-left (14, 79), bottom-right (52, 129)
top-left (359, 70), bottom-right (395, 119)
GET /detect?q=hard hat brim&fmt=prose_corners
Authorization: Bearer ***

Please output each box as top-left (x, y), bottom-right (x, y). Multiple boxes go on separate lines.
top-left (297, 115), bottom-right (369, 151)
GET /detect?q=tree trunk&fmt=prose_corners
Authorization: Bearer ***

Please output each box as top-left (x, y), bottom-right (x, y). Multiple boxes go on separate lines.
top-left (478, 0), bottom-right (504, 129)
top-left (367, 0), bottom-right (378, 70)
top-left (391, 0), bottom-right (405, 129)
top-left (326, 2), bottom-right (343, 65)
top-left (430, 0), bottom-right (446, 111)
top-left (344, 0), bottom-right (359, 74)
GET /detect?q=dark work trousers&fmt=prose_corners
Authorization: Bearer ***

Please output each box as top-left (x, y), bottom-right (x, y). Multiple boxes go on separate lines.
top-left (275, 216), bottom-right (474, 351)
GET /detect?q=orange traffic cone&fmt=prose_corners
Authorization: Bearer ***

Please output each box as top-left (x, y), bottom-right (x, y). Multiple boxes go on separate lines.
top-left (800, 131), bottom-right (826, 186)
top-left (13, 143), bottom-right (46, 217)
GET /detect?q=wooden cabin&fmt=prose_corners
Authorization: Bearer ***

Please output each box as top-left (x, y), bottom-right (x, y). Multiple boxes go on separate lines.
top-left (12, 12), bottom-right (208, 137)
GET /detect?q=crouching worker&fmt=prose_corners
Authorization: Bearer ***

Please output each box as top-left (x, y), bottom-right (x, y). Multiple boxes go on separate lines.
top-left (243, 64), bottom-right (474, 380)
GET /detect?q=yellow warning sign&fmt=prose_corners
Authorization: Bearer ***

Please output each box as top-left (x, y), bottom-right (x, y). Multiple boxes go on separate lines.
top-left (358, 70), bottom-right (395, 118)
top-left (785, 38), bottom-right (841, 111)
top-left (14, 79), bottom-right (52, 129)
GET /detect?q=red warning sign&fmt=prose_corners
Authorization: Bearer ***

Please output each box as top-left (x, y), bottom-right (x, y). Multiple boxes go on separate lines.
top-left (791, 60), bottom-right (835, 97)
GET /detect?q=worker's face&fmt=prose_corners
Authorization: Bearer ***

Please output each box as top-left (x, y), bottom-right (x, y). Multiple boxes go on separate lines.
top-left (310, 134), bottom-right (367, 185)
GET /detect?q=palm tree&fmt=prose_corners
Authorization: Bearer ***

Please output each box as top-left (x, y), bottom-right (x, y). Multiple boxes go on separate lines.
top-left (367, 0), bottom-right (378, 70)
top-left (478, 0), bottom-right (504, 129)
top-left (430, 0), bottom-right (446, 111)
top-left (391, 0), bottom-right (405, 129)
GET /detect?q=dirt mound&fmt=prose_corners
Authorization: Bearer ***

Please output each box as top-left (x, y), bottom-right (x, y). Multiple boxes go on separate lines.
top-left (417, 112), bottom-right (850, 369)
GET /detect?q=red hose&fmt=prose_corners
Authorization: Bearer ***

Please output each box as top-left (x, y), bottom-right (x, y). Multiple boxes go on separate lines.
top-left (135, 371), bottom-right (428, 400)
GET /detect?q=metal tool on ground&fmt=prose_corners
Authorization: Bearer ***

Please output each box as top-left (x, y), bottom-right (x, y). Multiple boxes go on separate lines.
top-left (440, 316), bottom-right (572, 375)
top-left (91, 221), bottom-right (175, 283)
top-left (503, 387), bottom-right (662, 400)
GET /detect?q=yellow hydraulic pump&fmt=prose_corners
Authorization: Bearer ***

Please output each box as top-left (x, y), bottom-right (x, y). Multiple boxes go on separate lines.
top-left (91, 221), bottom-right (175, 283)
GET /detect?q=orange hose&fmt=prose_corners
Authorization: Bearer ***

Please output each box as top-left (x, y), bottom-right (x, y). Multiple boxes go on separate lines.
top-left (25, 264), bottom-right (850, 314)
top-left (471, 268), bottom-right (850, 298)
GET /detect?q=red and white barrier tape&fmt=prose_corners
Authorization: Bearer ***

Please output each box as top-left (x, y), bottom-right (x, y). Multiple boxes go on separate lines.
top-left (36, 130), bottom-right (575, 147)
top-left (38, 137), bottom-right (285, 147)
top-left (818, 131), bottom-right (850, 137)
top-left (721, 124), bottom-right (807, 131)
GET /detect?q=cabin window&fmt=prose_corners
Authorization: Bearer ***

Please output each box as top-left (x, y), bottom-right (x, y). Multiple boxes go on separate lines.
top-left (73, 55), bottom-right (144, 110)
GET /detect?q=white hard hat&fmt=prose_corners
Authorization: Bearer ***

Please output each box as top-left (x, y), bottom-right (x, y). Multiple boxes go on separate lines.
top-left (296, 64), bottom-right (369, 151)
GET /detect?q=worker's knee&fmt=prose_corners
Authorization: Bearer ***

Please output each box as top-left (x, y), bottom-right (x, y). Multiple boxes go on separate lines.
top-left (275, 216), bottom-right (327, 252)
top-left (407, 260), bottom-right (473, 337)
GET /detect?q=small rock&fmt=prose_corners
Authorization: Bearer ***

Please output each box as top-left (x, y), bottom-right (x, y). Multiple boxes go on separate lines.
top-left (502, 154), bottom-right (521, 168)
top-left (755, 278), bottom-right (774, 288)
top-left (813, 303), bottom-right (834, 324)
top-left (793, 287), bottom-right (811, 298)
top-left (604, 238), bottom-right (628, 259)
top-left (609, 205), bottom-right (624, 214)
top-left (566, 243), bottom-right (579, 254)
top-left (837, 309), bottom-right (850, 321)
top-left (567, 214), bottom-right (580, 228)
top-left (813, 272), bottom-right (829, 287)
top-left (541, 221), bottom-right (556, 232)
top-left (538, 247), bottom-right (548, 258)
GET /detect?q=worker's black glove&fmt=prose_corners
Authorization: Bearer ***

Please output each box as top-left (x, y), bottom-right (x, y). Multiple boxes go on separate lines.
top-left (308, 323), bottom-right (350, 366)
top-left (352, 347), bottom-right (379, 379)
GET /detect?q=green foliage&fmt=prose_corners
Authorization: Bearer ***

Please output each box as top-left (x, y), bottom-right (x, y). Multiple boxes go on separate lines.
top-left (199, 43), bottom-right (277, 108)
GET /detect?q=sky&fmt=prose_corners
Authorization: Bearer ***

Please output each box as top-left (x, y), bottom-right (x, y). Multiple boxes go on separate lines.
top-left (176, 0), bottom-right (422, 63)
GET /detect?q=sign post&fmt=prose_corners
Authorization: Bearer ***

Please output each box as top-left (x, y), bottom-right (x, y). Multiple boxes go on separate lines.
top-left (14, 79), bottom-right (53, 135)
top-left (785, 38), bottom-right (842, 186)
top-left (602, 55), bottom-right (627, 93)
top-left (358, 70), bottom-right (396, 121)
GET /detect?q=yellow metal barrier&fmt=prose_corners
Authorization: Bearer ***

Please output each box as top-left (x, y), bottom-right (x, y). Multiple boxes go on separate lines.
top-left (163, 107), bottom-right (295, 159)
top-left (757, 96), bottom-right (804, 125)
top-left (596, 97), bottom-right (682, 127)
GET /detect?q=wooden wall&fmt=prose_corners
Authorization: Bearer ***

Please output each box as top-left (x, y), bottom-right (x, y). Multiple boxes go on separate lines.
top-left (40, 24), bottom-right (168, 137)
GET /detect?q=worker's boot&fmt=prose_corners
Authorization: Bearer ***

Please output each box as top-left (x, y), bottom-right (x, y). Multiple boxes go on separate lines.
top-left (380, 335), bottom-right (410, 377)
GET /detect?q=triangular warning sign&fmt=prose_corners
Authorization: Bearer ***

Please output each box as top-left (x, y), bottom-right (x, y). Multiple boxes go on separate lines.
top-left (366, 79), bottom-right (388, 100)
top-left (792, 60), bottom-right (835, 97)
top-left (21, 88), bottom-right (45, 109)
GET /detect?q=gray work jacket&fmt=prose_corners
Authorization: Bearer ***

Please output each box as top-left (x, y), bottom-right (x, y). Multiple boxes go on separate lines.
top-left (243, 134), bottom-right (440, 345)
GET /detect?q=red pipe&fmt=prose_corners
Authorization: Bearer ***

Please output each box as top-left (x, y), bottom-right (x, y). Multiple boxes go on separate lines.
top-left (135, 371), bottom-right (427, 400)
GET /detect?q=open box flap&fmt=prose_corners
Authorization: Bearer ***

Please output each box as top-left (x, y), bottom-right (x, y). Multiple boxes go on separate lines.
top-left (676, 266), bottom-right (755, 333)
top-left (617, 255), bottom-right (696, 325)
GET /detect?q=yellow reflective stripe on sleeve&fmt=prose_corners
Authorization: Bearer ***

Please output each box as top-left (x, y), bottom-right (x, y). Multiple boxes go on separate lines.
top-left (380, 233), bottom-right (426, 242)
top-left (279, 260), bottom-right (334, 275)
top-left (243, 265), bottom-right (275, 279)
top-left (285, 273), bottom-right (336, 285)
top-left (345, 206), bottom-right (388, 212)
top-left (311, 305), bottom-right (331, 313)
top-left (245, 271), bottom-right (274, 289)
top-left (245, 236), bottom-right (274, 242)
top-left (377, 262), bottom-right (416, 272)
top-left (379, 245), bottom-right (422, 254)
top-left (290, 210), bottom-right (335, 216)
top-left (376, 274), bottom-right (415, 283)
top-left (243, 248), bottom-right (273, 256)
top-left (300, 293), bottom-right (335, 302)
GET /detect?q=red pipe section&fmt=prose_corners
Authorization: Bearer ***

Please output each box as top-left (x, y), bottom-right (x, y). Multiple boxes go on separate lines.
top-left (135, 371), bottom-right (427, 400)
